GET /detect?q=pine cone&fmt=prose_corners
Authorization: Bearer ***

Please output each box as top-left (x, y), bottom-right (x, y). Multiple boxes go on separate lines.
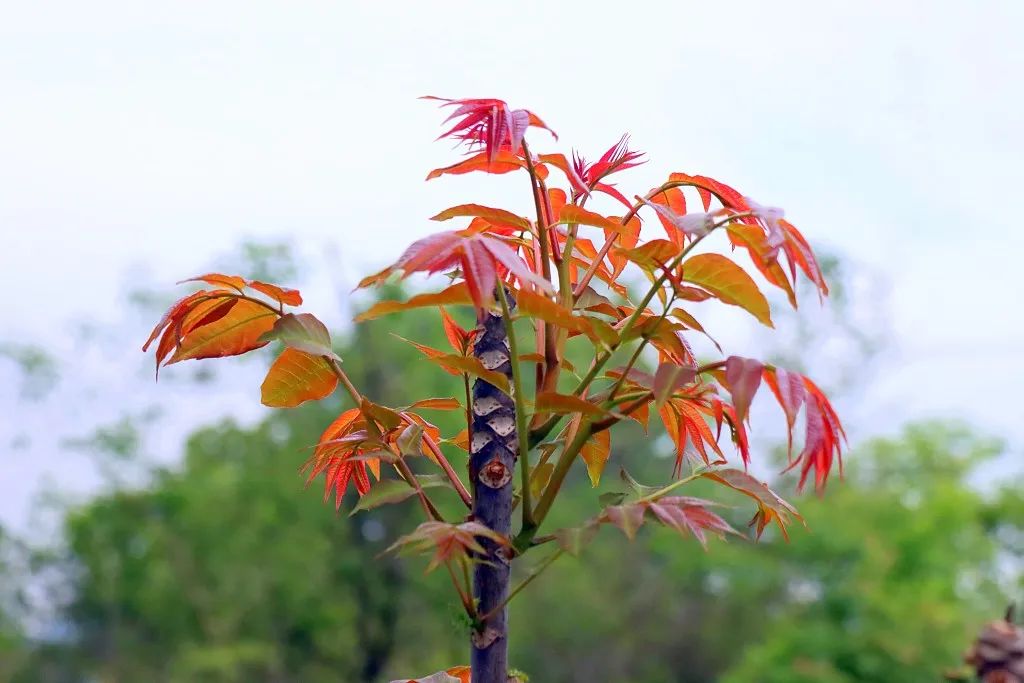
top-left (964, 606), bottom-right (1024, 682)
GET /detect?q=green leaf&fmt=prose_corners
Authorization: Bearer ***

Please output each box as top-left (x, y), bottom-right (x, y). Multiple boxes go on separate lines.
top-left (529, 462), bottom-right (555, 500)
top-left (619, 468), bottom-right (664, 499)
top-left (554, 522), bottom-right (600, 557)
top-left (598, 491), bottom-right (627, 507)
top-left (259, 313), bottom-right (339, 359)
top-left (350, 475), bottom-right (451, 516)
top-left (396, 423), bottom-right (425, 457)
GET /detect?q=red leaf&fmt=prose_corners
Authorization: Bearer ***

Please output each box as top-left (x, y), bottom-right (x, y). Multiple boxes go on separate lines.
top-left (667, 172), bottom-right (750, 213)
top-left (787, 376), bottom-right (846, 492)
top-left (537, 153), bottom-right (590, 196)
top-left (386, 231), bottom-right (551, 310)
top-left (604, 504), bottom-right (646, 540)
top-left (423, 96), bottom-right (555, 162)
top-left (648, 187), bottom-right (688, 246)
top-left (306, 408), bottom-right (375, 508)
top-left (439, 307), bottom-right (470, 353)
top-left (653, 363), bottom-right (698, 408)
top-left (700, 468), bottom-right (802, 539)
top-left (763, 366), bottom-right (806, 455)
top-left (573, 135), bottom-right (645, 203)
top-left (647, 497), bottom-right (738, 549)
top-left (724, 356), bottom-right (764, 423)
top-left (386, 520), bottom-right (510, 572)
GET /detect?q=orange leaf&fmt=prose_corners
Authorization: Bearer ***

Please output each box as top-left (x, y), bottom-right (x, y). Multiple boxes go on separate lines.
top-left (681, 254), bottom-right (773, 327)
top-left (617, 239), bottom-right (681, 270)
top-left (425, 151), bottom-right (525, 180)
top-left (430, 204), bottom-right (531, 231)
top-left (439, 307), bottom-right (470, 353)
top-left (557, 205), bottom-right (621, 232)
top-left (407, 397), bottom-right (463, 411)
top-left (248, 279), bottom-right (302, 306)
top-left (581, 428), bottom-right (611, 486)
top-left (167, 299), bottom-right (278, 364)
top-left (448, 428), bottom-right (470, 452)
top-left (535, 392), bottom-right (608, 417)
top-left (356, 284), bottom-right (473, 321)
top-left (515, 290), bottom-right (592, 336)
top-left (727, 224), bottom-right (797, 308)
top-left (179, 273), bottom-right (246, 291)
top-left (261, 348), bottom-right (338, 408)
top-left (537, 152), bottom-right (589, 195)
top-left (427, 354), bottom-right (511, 394)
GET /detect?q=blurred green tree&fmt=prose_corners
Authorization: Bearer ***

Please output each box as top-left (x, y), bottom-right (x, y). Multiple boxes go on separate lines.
top-left (14, 295), bottom-right (1020, 681)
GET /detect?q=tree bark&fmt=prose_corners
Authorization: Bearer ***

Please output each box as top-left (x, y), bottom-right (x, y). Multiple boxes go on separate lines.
top-left (468, 296), bottom-right (517, 683)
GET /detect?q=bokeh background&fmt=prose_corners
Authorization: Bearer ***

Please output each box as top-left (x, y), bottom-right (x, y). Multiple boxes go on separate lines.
top-left (2, 2), bottom-right (1023, 681)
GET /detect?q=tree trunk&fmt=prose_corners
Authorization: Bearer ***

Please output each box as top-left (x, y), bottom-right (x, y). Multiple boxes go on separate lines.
top-left (468, 296), bottom-right (517, 683)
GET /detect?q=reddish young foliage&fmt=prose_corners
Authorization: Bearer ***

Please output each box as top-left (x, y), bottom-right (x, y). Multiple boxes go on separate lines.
top-left (144, 95), bottom-right (846, 683)
top-left (423, 96), bottom-right (556, 163)
top-left (364, 230), bottom-right (552, 311)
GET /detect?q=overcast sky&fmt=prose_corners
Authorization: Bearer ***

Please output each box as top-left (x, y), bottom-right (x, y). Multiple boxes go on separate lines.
top-left (2, 1), bottom-right (1023, 530)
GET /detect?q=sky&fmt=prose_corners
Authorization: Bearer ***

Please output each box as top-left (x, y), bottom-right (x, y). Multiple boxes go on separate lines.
top-left (2, 1), bottom-right (1023, 530)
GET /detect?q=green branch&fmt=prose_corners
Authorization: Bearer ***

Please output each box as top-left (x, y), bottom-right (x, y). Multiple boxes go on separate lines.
top-left (497, 287), bottom-right (535, 530)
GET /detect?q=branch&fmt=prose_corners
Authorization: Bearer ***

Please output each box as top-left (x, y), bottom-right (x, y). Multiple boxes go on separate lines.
top-left (530, 419), bottom-right (593, 527)
top-left (411, 417), bottom-right (472, 509)
top-left (528, 225), bottom-right (725, 462)
top-left (522, 140), bottom-right (561, 400)
top-left (324, 357), bottom-right (444, 522)
top-left (497, 286), bottom-right (535, 530)
top-left (478, 548), bottom-right (564, 623)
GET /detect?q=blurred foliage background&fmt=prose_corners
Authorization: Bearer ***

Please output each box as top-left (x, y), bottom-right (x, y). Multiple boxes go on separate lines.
top-left (2, 247), bottom-right (1022, 683)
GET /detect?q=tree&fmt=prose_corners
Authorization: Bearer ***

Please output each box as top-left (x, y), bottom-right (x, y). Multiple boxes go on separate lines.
top-left (143, 96), bottom-right (844, 682)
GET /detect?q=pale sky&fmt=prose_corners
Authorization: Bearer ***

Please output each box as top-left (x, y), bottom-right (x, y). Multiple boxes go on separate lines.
top-left (2, 1), bottom-right (1023, 530)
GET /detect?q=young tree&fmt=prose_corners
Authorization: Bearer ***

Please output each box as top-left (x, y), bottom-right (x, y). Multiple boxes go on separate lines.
top-left (144, 96), bottom-right (844, 683)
